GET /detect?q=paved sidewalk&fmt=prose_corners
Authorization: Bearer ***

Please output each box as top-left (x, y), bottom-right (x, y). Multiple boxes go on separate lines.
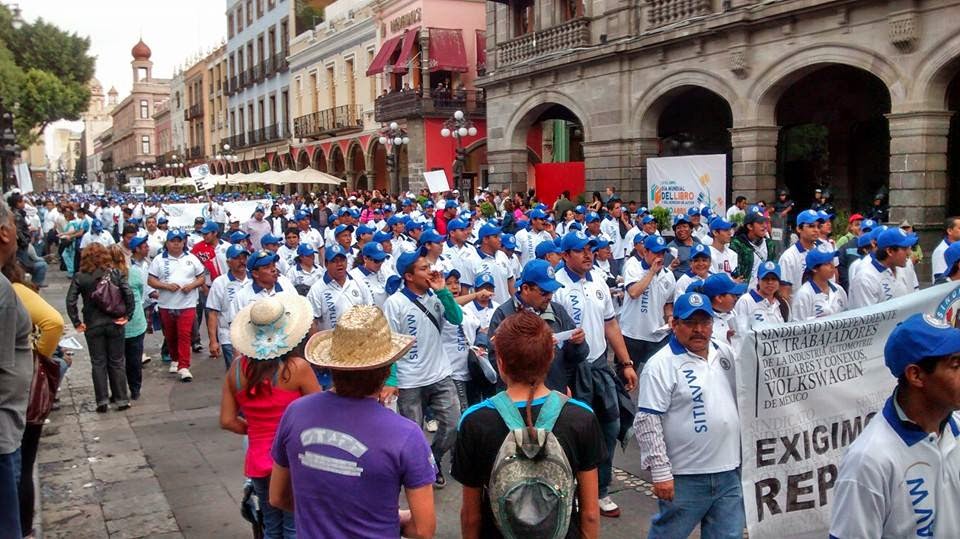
top-left (36, 268), bottom-right (680, 538)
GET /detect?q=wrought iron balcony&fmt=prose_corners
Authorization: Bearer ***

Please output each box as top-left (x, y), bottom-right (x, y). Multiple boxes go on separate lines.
top-left (273, 52), bottom-right (288, 73)
top-left (497, 17), bottom-right (590, 67)
top-left (265, 56), bottom-right (275, 77)
top-left (238, 72), bottom-right (247, 88)
top-left (226, 133), bottom-right (246, 149)
top-left (185, 104), bottom-right (203, 121)
top-left (228, 76), bottom-right (237, 94)
top-left (374, 89), bottom-right (486, 123)
top-left (646, 0), bottom-right (712, 28)
top-left (294, 104), bottom-right (364, 139)
top-left (254, 63), bottom-right (264, 83)
top-left (188, 145), bottom-right (204, 160)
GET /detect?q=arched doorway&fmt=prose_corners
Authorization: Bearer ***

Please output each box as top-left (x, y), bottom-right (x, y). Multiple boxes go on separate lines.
top-left (369, 139), bottom-right (387, 192)
top-left (330, 146), bottom-right (346, 180)
top-left (311, 148), bottom-right (327, 172)
top-left (947, 67), bottom-right (960, 212)
top-left (513, 103), bottom-right (587, 201)
top-left (271, 154), bottom-right (284, 171)
top-left (775, 65), bottom-right (891, 212)
top-left (347, 143), bottom-right (366, 189)
top-left (464, 140), bottom-right (488, 193)
top-left (296, 150), bottom-right (310, 171)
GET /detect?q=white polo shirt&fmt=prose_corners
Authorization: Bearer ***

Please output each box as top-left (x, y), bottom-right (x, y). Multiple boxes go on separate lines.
top-left (79, 230), bottom-right (116, 250)
top-left (443, 240), bottom-right (479, 287)
top-left (298, 227), bottom-right (324, 251)
top-left (931, 238), bottom-right (950, 282)
top-left (306, 272), bottom-right (372, 330)
top-left (600, 218), bottom-right (626, 261)
top-left (674, 270), bottom-right (713, 302)
top-left (462, 299), bottom-right (499, 332)
top-left (848, 255), bottom-right (908, 310)
top-left (383, 287), bottom-right (453, 389)
top-left (778, 240), bottom-right (818, 286)
top-left (831, 394), bottom-right (960, 539)
top-left (620, 255), bottom-right (676, 343)
top-left (709, 245), bottom-right (738, 276)
top-left (636, 336), bottom-right (740, 475)
top-left (898, 257), bottom-right (921, 294)
top-left (349, 266), bottom-right (389, 306)
top-left (515, 228), bottom-right (552, 267)
top-left (205, 272), bottom-right (248, 345)
top-left (732, 289), bottom-right (785, 351)
top-left (791, 280), bottom-right (848, 321)
top-left (285, 263), bottom-right (323, 291)
top-left (276, 244), bottom-right (300, 269)
top-left (232, 275), bottom-right (295, 313)
top-left (474, 248), bottom-right (513, 304)
top-left (554, 265), bottom-right (617, 361)
top-left (443, 309), bottom-right (480, 382)
top-left (147, 251), bottom-right (205, 310)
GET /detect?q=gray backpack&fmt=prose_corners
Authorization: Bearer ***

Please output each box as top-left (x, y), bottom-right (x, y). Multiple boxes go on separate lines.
top-left (488, 391), bottom-right (575, 539)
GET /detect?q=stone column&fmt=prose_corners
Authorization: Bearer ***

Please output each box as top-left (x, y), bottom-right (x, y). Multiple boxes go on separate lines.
top-left (729, 125), bottom-right (779, 204)
top-left (583, 139), bottom-right (631, 199)
top-left (886, 110), bottom-right (952, 282)
top-left (632, 137), bottom-right (660, 205)
top-left (487, 149), bottom-right (528, 194)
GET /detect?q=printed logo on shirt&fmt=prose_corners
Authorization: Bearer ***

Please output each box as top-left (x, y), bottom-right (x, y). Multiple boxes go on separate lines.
top-left (904, 462), bottom-right (936, 537)
top-left (298, 427), bottom-right (368, 477)
top-left (595, 289), bottom-right (603, 301)
top-left (681, 360), bottom-right (707, 433)
top-left (719, 357), bottom-right (731, 371)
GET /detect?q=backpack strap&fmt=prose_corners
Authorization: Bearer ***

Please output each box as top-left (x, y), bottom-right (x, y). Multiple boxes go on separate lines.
top-left (490, 391), bottom-right (525, 431)
top-left (534, 391), bottom-right (569, 432)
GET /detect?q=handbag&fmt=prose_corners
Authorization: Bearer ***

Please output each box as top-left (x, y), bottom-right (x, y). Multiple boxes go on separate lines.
top-left (91, 270), bottom-right (126, 318)
top-left (26, 350), bottom-right (62, 425)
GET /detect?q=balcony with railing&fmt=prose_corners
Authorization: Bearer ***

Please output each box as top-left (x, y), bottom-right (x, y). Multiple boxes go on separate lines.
top-left (273, 52), bottom-right (288, 73)
top-left (646, 0), bottom-right (712, 28)
top-left (497, 17), bottom-right (590, 67)
top-left (254, 63), bottom-right (264, 83)
top-left (185, 103), bottom-right (203, 121)
top-left (226, 133), bottom-right (246, 149)
top-left (265, 56), bottom-right (276, 77)
top-left (228, 76), bottom-right (237, 95)
top-left (238, 71), bottom-right (247, 89)
top-left (188, 145), bottom-right (204, 160)
top-left (294, 104), bottom-right (364, 139)
top-left (374, 89), bottom-right (486, 123)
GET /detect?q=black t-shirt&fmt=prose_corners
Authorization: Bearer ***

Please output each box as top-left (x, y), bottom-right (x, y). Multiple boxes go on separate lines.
top-left (451, 396), bottom-right (605, 539)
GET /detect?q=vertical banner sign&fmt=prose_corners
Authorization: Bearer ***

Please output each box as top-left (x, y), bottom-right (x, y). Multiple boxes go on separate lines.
top-left (189, 164), bottom-right (213, 191)
top-left (128, 176), bottom-right (145, 194)
top-left (737, 282), bottom-right (960, 538)
top-left (647, 155), bottom-right (727, 216)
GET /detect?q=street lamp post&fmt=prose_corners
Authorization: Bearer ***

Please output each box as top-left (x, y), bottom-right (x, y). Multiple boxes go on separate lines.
top-left (215, 143), bottom-right (239, 179)
top-left (0, 111), bottom-right (19, 193)
top-left (378, 122), bottom-right (408, 196)
top-left (440, 110), bottom-right (477, 194)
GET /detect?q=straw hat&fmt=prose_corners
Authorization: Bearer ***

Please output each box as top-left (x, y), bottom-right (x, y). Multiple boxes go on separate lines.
top-left (305, 305), bottom-right (415, 370)
top-left (230, 293), bottom-right (313, 360)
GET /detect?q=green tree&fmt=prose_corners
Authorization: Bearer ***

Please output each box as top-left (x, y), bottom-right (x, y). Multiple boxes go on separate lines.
top-left (0, 5), bottom-right (95, 146)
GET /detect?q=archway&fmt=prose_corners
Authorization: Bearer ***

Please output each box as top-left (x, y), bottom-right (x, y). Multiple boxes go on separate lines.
top-left (369, 139), bottom-right (387, 192)
top-left (330, 146), bottom-right (346, 179)
top-left (464, 140), bottom-right (488, 193)
top-left (311, 148), bottom-right (327, 172)
top-left (347, 142), bottom-right (366, 189)
top-left (947, 66), bottom-right (960, 212)
top-left (512, 103), bottom-right (586, 201)
top-left (271, 154), bottom-right (283, 171)
top-left (774, 65), bottom-right (891, 212)
top-left (296, 149), bottom-right (310, 171)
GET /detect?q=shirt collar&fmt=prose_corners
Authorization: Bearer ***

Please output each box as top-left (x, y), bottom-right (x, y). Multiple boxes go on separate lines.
top-left (252, 280), bottom-right (283, 293)
top-left (809, 280), bottom-right (837, 294)
top-left (749, 289), bottom-right (764, 303)
top-left (227, 271), bottom-right (247, 282)
top-left (400, 286), bottom-right (433, 302)
top-left (668, 335), bottom-right (688, 355)
top-left (472, 299), bottom-right (490, 310)
top-left (562, 265), bottom-right (592, 282)
top-left (870, 253), bottom-right (887, 273)
top-left (883, 391), bottom-right (960, 447)
top-left (323, 271), bottom-right (353, 285)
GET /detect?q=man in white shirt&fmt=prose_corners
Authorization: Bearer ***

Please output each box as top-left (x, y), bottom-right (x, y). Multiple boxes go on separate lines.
top-left (147, 229), bottom-right (206, 382)
top-left (473, 223), bottom-right (514, 302)
top-left (442, 218), bottom-right (477, 287)
top-left (207, 198), bottom-right (229, 233)
top-left (831, 314), bottom-right (960, 538)
top-left (930, 216), bottom-right (960, 282)
top-left (306, 245), bottom-right (372, 330)
top-left (778, 209), bottom-right (823, 287)
top-left (204, 245), bottom-right (248, 370)
top-left (708, 217), bottom-right (738, 276)
top-left (232, 250), bottom-right (296, 313)
top-left (634, 292), bottom-right (743, 538)
top-left (726, 196), bottom-right (747, 221)
top-left (79, 220), bottom-right (116, 250)
top-left (621, 234), bottom-right (677, 369)
top-left (514, 208), bottom-right (552, 267)
top-left (848, 227), bottom-right (915, 309)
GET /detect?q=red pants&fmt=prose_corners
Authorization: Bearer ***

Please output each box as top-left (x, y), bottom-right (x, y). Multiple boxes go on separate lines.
top-left (159, 308), bottom-right (196, 369)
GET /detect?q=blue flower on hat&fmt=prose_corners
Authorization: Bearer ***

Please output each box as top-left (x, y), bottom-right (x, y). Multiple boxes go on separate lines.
top-left (252, 318), bottom-right (289, 359)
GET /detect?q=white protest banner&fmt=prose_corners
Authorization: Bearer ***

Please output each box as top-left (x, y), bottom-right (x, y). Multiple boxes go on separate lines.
top-left (738, 282), bottom-right (960, 538)
top-left (189, 164), bottom-right (214, 191)
top-left (647, 155), bottom-right (726, 217)
top-left (423, 169), bottom-right (451, 194)
top-left (160, 199), bottom-right (270, 228)
top-left (128, 176), bottom-right (145, 194)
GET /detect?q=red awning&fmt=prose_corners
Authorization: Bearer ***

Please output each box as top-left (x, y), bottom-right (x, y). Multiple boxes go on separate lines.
top-left (392, 28), bottom-right (420, 75)
top-left (476, 30), bottom-right (486, 72)
top-left (365, 35), bottom-right (403, 76)
top-left (427, 28), bottom-right (468, 73)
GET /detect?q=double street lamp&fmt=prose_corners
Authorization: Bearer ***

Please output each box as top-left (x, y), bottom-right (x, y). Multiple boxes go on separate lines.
top-left (378, 122), bottom-right (409, 195)
top-left (215, 143), bottom-right (240, 178)
top-left (440, 110), bottom-right (477, 193)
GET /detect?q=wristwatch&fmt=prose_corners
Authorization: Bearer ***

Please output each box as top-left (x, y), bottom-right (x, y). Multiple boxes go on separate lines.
top-left (619, 360), bottom-right (634, 368)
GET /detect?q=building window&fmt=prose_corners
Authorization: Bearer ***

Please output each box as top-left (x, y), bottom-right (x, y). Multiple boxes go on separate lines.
top-left (562, 0), bottom-right (583, 20)
top-left (514, 0), bottom-right (534, 36)
top-left (268, 0), bottom-right (275, 10)
top-left (175, 92), bottom-right (181, 109)
top-left (228, 13), bottom-right (234, 38)
top-left (140, 99), bottom-right (149, 119)
top-left (257, 0), bottom-right (263, 18)
top-left (141, 135), bottom-right (151, 155)
top-left (237, 6), bottom-right (243, 32)
top-left (280, 18), bottom-right (289, 55)
top-left (246, 0), bottom-right (253, 25)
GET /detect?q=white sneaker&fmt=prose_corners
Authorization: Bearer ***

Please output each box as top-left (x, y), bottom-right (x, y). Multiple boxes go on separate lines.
top-left (425, 419), bottom-right (439, 433)
top-left (178, 368), bottom-right (193, 382)
top-left (168, 361), bottom-right (179, 373)
top-left (599, 496), bottom-right (620, 517)
top-left (141, 353), bottom-right (151, 364)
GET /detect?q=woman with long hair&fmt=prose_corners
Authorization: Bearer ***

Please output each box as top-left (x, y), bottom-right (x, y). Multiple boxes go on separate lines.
top-left (108, 244), bottom-right (148, 400)
top-left (792, 249), bottom-right (848, 321)
top-left (588, 191), bottom-right (604, 213)
top-left (65, 242), bottom-right (136, 412)
top-left (2, 260), bottom-right (63, 538)
top-left (453, 310), bottom-right (603, 538)
top-left (220, 293), bottom-right (320, 539)
top-left (732, 260), bottom-right (790, 351)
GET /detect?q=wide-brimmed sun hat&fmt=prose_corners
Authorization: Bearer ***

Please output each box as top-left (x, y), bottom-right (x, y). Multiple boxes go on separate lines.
top-left (305, 305), bottom-right (415, 370)
top-left (231, 293), bottom-right (313, 361)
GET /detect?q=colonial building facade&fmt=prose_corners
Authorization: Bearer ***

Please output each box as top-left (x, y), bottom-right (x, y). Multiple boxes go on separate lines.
top-left (480, 0), bottom-right (960, 251)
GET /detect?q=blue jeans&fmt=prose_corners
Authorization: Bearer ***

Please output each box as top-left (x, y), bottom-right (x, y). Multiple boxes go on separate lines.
top-left (599, 419), bottom-right (619, 498)
top-left (250, 476), bottom-right (295, 539)
top-left (398, 377), bottom-right (461, 468)
top-left (0, 449), bottom-right (22, 539)
top-left (222, 343), bottom-right (235, 371)
top-left (648, 468), bottom-right (745, 539)
top-left (16, 248), bottom-right (46, 286)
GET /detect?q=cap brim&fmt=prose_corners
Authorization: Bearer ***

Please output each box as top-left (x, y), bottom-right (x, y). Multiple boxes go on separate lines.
top-left (304, 330), bottom-right (415, 370)
top-left (676, 305), bottom-right (715, 320)
top-left (647, 245), bottom-right (669, 254)
top-left (729, 283), bottom-right (748, 296)
top-left (535, 279), bottom-right (563, 293)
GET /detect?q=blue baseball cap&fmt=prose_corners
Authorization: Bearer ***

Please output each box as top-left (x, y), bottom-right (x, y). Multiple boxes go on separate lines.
top-left (529, 209), bottom-right (548, 220)
top-left (247, 250), bottom-right (279, 271)
top-left (561, 231), bottom-right (598, 252)
top-left (857, 228), bottom-right (879, 249)
top-left (884, 313), bottom-right (960, 377)
top-left (226, 244), bottom-right (249, 259)
top-left (361, 241), bottom-right (388, 261)
top-left (944, 242), bottom-right (960, 276)
top-left (690, 243), bottom-right (711, 260)
top-left (757, 260), bottom-right (782, 281)
top-left (641, 215), bottom-right (657, 225)
top-left (673, 214), bottom-right (691, 227)
top-left (817, 210), bottom-right (834, 221)
top-left (334, 224), bottom-right (354, 237)
top-left (405, 219), bottom-right (424, 232)
top-left (296, 244), bottom-right (317, 257)
top-left (796, 209), bottom-right (822, 226)
top-left (422, 200), bottom-right (434, 209)
top-left (395, 248), bottom-right (424, 276)
top-left (876, 227), bottom-right (918, 250)
top-left (536, 241), bottom-right (562, 258)
top-left (443, 268), bottom-right (461, 281)
top-left (673, 292), bottom-right (715, 320)
top-left (686, 207), bottom-right (701, 218)
top-left (498, 233), bottom-right (515, 251)
top-left (700, 273), bottom-right (747, 297)
top-left (418, 229), bottom-right (445, 245)
top-left (157, 216), bottom-right (168, 224)
top-left (166, 229), bottom-right (186, 241)
top-left (447, 218), bottom-right (469, 232)
top-left (201, 221), bottom-right (220, 234)
top-left (228, 230), bottom-right (250, 244)
top-left (805, 248), bottom-right (836, 270)
top-left (474, 273), bottom-right (496, 289)
top-left (348, 208), bottom-right (361, 219)
top-left (261, 233), bottom-right (281, 246)
top-left (744, 205), bottom-right (768, 224)
top-left (644, 234), bottom-right (668, 254)
top-left (700, 206), bottom-right (714, 218)
top-left (709, 217), bottom-right (734, 231)
top-left (567, 221), bottom-right (583, 231)
top-left (861, 219), bottom-right (878, 233)
top-left (92, 220), bottom-right (104, 233)
top-left (387, 215), bottom-right (404, 227)
top-left (356, 224), bottom-right (376, 237)
top-left (325, 244), bottom-right (349, 262)
top-left (373, 231), bottom-right (394, 243)
top-left (591, 238), bottom-right (611, 252)
top-left (520, 259), bottom-right (564, 293)
top-left (632, 231), bottom-right (648, 245)
top-left (585, 212), bottom-right (601, 224)
top-left (295, 210), bottom-right (311, 221)
top-left (128, 236), bottom-right (148, 250)
top-left (638, 206), bottom-right (649, 215)
top-left (478, 223), bottom-right (502, 240)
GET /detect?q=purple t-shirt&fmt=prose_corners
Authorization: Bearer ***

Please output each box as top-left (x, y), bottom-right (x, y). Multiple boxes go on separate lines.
top-left (272, 391), bottom-right (436, 538)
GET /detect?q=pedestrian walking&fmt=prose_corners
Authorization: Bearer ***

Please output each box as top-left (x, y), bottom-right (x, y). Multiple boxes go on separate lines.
top-left (109, 244), bottom-right (148, 400)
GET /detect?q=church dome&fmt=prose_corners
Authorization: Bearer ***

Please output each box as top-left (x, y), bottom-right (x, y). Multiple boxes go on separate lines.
top-left (132, 39), bottom-right (152, 61)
